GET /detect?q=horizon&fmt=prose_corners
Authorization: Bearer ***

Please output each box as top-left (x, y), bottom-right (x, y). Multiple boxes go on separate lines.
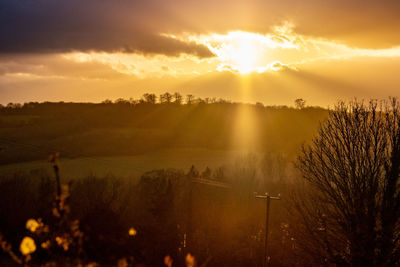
top-left (0, 95), bottom-right (322, 108)
top-left (2, 94), bottom-right (397, 110)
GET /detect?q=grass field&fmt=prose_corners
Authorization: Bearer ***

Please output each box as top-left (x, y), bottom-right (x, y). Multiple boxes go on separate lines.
top-left (0, 148), bottom-right (255, 180)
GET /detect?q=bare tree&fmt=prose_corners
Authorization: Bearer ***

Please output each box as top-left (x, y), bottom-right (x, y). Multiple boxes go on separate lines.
top-left (294, 98), bottom-right (306, 109)
top-left (160, 92), bottom-right (173, 104)
top-left (143, 93), bottom-right (157, 104)
top-left (195, 97), bottom-right (205, 104)
top-left (114, 98), bottom-right (129, 105)
top-left (293, 99), bottom-right (400, 266)
top-left (186, 94), bottom-right (195, 105)
top-left (173, 92), bottom-right (182, 104)
top-left (101, 99), bottom-right (112, 104)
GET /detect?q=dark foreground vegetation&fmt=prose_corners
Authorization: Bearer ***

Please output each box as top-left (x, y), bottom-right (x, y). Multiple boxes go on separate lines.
top-left (1, 155), bottom-right (298, 266)
top-left (0, 96), bottom-right (399, 266)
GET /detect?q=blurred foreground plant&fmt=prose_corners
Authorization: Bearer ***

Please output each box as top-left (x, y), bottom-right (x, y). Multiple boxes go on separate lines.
top-left (0, 153), bottom-right (84, 266)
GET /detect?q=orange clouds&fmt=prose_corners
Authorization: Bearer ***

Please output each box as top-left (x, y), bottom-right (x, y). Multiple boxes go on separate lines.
top-left (1, 0), bottom-right (400, 105)
top-left (2, 0), bottom-right (400, 56)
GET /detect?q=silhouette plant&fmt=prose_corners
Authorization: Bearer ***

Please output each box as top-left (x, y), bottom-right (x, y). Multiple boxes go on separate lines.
top-left (0, 153), bottom-right (84, 266)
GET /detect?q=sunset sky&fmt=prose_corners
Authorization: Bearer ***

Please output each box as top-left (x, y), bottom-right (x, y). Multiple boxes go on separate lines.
top-left (1, 0), bottom-right (400, 106)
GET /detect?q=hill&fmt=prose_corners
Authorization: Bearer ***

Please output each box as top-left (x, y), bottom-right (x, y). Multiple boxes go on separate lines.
top-left (0, 100), bottom-right (327, 175)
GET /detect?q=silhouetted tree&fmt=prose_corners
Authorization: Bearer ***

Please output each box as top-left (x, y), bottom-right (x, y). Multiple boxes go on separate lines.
top-left (160, 92), bottom-right (173, 104)
top-left (195, 97), bottom-right (205, 104)
top-left (101, 99), bottom-right (113, 104)
top-left (293, 99), bottom-right (400, 266)
top-left (173, 92), bottom-right (183, 104)
top-left (294, 98), bottom-right (306, 109)
top-left (129, 97), bottom-right (139, 105)
top-left (143, 93), bottom-right (157, 104)
top-left (186, 95), bottom-right (195, 105)
top-left (201, 167), bottom-right (212, 179)
top-left (187, 165), bottom-right (199, 178)
top-left (136, 169), bottom-right (187, 265)
top-left (256, 102), bottom-right (264, 108)
top-left (115, 98), bottom-right (129, 105)
top-left (217, 98), bottom-right (231, 104)
top-left (6, 103), bottom-right (22, 109)
top-left (213, 167), bottom-right (226, 181)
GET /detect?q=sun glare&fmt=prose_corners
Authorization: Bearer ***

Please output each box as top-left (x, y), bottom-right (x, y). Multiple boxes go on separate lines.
top-left (230, 39), bottom-right (258, 74)
top-left (192, 30), bottom-right (299, 74)
top-left (203, 31), bottom-right (269, 74)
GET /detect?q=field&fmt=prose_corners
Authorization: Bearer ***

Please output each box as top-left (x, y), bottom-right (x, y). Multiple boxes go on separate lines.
top-left (0, 148), bottom-right (254, 180)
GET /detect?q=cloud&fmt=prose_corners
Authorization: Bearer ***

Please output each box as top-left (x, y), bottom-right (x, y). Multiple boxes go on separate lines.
top-left (0, 54), bottom-right (128, 80)
top-left (267, 61), bottom-right (297, 72)
top-left (0, 29), bottom-right (215, 58)
top-left (0, 0), bottom-right (214, 58)
top-left (1, 0), bottom-right (400, 58)
top-left (216, 61), bottom-right (297, 74)
top-left (2, 55), bottom-right (400, 106)
top-left (217, 64), bottom-right (240, 73)
top-left (120, 36), bottom-right (215, 58)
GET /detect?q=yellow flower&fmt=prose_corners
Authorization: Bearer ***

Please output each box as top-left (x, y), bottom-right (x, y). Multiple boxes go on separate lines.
top-left (62, 242), bottom-right (69, 251)
top-left (55, 236), bottom-right (69, 251)
top-left (185, 253), bottom-right (195, 267)
top-left (55, 236), bottom-right (62, 245)
top-left (26, 219), bottom-right (39, 232)
top-left (164, 255), bottom-right (173, 267)
top-left (20, 237), bottom-right (36, 255)
top-left (41, 240), bottom-right (51, 249)
top-left (128, 227), bottom-right (137, 236)
top-left (52, 207), bottom-right (61, 218)
top-left (61, 184), bottom-right (70, 198)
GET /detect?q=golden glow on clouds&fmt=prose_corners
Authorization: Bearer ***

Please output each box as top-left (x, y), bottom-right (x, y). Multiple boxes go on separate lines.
top-left (59, 22), bottom-right (400, 79)
top-left (5, 22), bottom-right (400, 91)
top-left (163, 23), bottom-right (300, 74)
top-left (64, 52), bottom-right (216, 78)
top-left (62, 25), bottom-right (301, 77)
top-left (64, 53), bottom-right (138, 76)
top-left (188, 23), bottom-right (400, 74)
top-left (200, 30), bottom-right (297, 74)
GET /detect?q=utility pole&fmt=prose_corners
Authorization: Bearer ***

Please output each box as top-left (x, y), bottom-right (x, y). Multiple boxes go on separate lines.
top-left (255, 193), bottom-right (281, 267)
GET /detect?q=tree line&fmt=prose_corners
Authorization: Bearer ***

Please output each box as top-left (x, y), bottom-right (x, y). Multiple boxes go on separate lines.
top-left (1, 93), bottom-right (235, 110)
top-left (1, 93), bottom-right (309, 109)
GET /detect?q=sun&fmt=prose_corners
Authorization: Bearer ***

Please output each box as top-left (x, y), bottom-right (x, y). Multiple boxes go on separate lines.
top-left (199, 31), bottom-right (271, 74)
top-left (231, 40), bottom-right (258, 74)
top-left (166, 30), bottom-right (300, 74)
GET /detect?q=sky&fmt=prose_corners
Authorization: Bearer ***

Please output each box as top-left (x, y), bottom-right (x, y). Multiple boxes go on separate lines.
top-left (1, 0), bottom-right (400, 106)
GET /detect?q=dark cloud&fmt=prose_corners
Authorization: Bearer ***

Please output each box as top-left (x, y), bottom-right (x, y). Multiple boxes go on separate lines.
top-left (0, 29), bottom-right (215, 57)
top-left (1, 0), bottom-right (400, 57)
top-left (120, 36), bottom-right (215, 58)
top-left (0, 0), bottom-right (214, 57)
